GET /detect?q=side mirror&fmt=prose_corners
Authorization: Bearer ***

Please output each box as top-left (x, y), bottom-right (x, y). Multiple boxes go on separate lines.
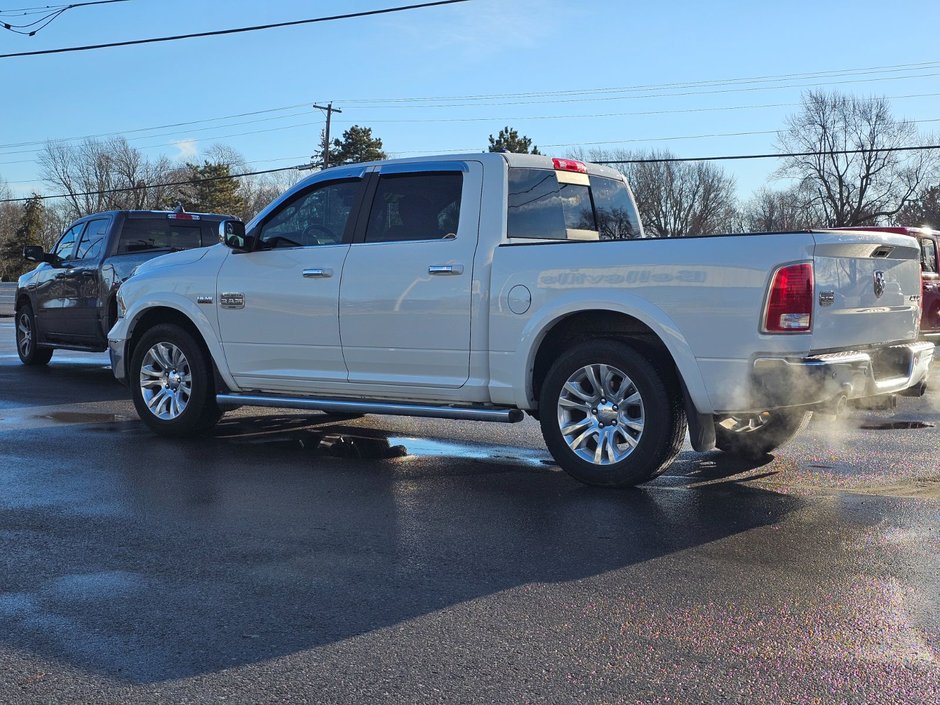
top-left (219, 219), bottom-right (254, 251)
top-left (23, 245), bottom-right (45, 263)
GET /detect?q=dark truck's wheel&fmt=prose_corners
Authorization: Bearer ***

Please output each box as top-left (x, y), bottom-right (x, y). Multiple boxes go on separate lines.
top-left (130, 324), bottom-right (222, 436)
top-left (714, 410), bottom-right (810, 459)
top-left (16, 304), bottom-right (53, 366)
top-left (539, 340), bottom-right (686, 487)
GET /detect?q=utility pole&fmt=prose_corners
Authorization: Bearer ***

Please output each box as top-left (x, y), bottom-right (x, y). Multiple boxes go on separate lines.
top-left (313, 102), bottom-right (342, 169)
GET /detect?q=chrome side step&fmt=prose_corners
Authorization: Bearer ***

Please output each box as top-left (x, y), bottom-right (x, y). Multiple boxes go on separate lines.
top-left (216, 393), bottom-right (525, 423)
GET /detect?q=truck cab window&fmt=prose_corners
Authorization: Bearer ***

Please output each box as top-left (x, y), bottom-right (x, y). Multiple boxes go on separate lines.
top-left (921, 238), bottom-right (937, 274)
top-left (118, 220), bottom-right (202, 253)
top-left (74, 219), bottom-right (110, 260)
top-left (260, 179), bottom-right (360, 248)
top-left (364, 172), bottom-right (463, 243)
top-left (52, 223), bottom-right (85, 259)
top-left (507, 168), bottom-right (643, 240)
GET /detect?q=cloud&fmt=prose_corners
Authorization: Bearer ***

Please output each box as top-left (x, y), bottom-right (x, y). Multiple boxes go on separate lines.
top-left (390, 0), bottom-right (580, 58)
top-left (173, 139), bottom-right (198, 159)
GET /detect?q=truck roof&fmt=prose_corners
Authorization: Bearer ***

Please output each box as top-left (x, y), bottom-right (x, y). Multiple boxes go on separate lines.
top-left (311, 151), bottom-right (626, 181)
top-left (72, 210), bottom-right (234, 222)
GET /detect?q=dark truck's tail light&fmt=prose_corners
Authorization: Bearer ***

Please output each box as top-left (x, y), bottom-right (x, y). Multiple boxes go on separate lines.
top-left (552, 157), bottom-right (587, 174)
top-left (763, 263), bottom-right (814, 333)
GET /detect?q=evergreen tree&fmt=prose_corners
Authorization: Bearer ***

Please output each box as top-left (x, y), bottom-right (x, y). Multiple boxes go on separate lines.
top-left (0, 194), bottom-right (44, 280)
top-left (329, 126), bottom-right (387, 165)
top-left (897, 184), bottom-right (940, 229)
top-left (174, 161), bottom-right (245, 216)
top-left (487, 126), bottom-right (540, 154)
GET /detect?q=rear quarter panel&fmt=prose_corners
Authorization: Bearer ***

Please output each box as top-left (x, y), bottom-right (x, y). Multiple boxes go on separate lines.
top-left (488, 234), bottom-right (819, 413)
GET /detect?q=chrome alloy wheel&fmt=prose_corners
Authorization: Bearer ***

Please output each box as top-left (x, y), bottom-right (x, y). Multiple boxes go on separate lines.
top-left (556, 363), bottom-right (645, 465)
top-left (16, 312), bottom-right (33, 358)
top-left (139, 342), bottom-right (192, 420)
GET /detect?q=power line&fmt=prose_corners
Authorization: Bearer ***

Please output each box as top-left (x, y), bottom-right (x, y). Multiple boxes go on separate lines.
top-left (0, 102), bottom-right (312, 150)
top-left (334, 60), bottom-right (940, 104)
top-left (1, 0), bottom-right (129, 36)
top-left (4, 144), bottom-right (940, 204)
top-left (0, 164), bottom-right (306, 203)
top-left (0, 0), bottom-right (471, 58)
top-left (327, 71), bottom-right (940, 110)
top-left (593, 144), bottom-right (940, 165)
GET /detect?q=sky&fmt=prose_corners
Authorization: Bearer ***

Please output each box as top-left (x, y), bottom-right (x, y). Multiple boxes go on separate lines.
top-left (1, 0), bottom-right (939, 203)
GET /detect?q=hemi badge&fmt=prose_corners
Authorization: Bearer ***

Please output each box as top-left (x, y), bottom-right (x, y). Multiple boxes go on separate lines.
top-left (196, 296), bottom-right (213, 305)
top-left (220, 292), bottom-right (245, 309)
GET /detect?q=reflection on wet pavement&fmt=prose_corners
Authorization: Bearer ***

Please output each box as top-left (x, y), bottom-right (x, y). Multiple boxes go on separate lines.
top-left (859, 421), bottom-right (935, 430)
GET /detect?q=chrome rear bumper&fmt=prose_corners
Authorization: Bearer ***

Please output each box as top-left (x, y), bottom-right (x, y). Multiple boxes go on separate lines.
top-left (750, 341), bottom-right (934, 408)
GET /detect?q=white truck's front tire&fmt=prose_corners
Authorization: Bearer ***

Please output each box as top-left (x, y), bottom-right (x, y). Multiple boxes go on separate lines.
top-left (130, 324), bottom-right (222, 436)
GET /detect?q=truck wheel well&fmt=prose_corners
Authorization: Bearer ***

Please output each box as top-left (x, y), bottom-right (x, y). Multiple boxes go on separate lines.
top-left (128, 308), bottom-right (206, 368)
top-left (15, 294), bottom-right (30, 312)
top-left (531, 311), bottom-right (678, 412)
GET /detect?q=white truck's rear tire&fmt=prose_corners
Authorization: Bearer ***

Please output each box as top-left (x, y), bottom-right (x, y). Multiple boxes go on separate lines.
top-left (538, 340), bottom-right (686, 487)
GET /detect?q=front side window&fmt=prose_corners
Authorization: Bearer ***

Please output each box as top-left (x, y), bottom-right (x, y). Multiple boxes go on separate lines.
top-left (75, 219), bottom-right (110, 261)
top-left (364, 172), bottom-right (463, 243)
top-left (53, 223), bottom-right (85, 259)
top-left (260, 179), bottom-right (361, 248)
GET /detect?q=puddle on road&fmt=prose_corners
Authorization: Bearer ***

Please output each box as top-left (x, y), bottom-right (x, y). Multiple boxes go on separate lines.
top-left (38, 411), bottom-right (127, 424)
top-left (858, 421), bottom-right (935, 430)
top-left (223, 424), bottom-right (555, 468)
top-left (387, 436), bottom-right (555, 468)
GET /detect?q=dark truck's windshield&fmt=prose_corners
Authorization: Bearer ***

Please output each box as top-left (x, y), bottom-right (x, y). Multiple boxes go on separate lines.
top-left (507, 167), bottom-right (643, 240)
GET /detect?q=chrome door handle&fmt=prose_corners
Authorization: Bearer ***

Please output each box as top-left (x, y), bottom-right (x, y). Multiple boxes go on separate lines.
top-left (302, 268), bottom-right (333, 278)
top-left (428, 264), bottom-right (464, 275)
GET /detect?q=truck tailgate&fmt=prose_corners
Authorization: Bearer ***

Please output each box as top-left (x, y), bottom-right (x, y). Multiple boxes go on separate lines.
top-left (811, 230), bottom-right (922, 350)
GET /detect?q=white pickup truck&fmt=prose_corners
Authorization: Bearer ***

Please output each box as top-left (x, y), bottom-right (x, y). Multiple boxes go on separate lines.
top-left (108, 152), bottom-right (934, 486)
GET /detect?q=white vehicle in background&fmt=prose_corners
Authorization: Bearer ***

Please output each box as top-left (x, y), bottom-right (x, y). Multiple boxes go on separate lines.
top-left (107, 152), bottom-right (933, 487)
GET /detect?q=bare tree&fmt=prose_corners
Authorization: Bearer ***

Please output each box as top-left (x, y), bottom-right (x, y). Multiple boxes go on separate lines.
top-left (611, 150), bottom-right (737, 236)
top-left (39, 137), bottom-right (175, 219)
top-left (777, 91), bottom-right (935, 226)
top-left (739, 186), bottom-right (816, 232)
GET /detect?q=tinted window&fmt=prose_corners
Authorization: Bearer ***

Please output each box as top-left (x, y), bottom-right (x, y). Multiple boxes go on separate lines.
top-left (507, 168), bottom-right (643, 240)
top-left (261, 180), bottom-right (360, 248)
top-left (53, 223), bottom-right (84, 259)
top-left (364, 173), bottom-right (463, 243)
top-left (507, 169), bottom-right (590, 239)
top-left (75, 219), bottom-right (110, 261)
top-left (118, 219), bottom-right (204, 254)
top-left (920, 237), bottom-right (938, 274)
top-left (590, 175), bottom-right (642, 240)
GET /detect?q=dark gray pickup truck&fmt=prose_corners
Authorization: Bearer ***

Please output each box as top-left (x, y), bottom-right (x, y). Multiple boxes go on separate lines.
top-left (14, 209), bottom-right (230, 365)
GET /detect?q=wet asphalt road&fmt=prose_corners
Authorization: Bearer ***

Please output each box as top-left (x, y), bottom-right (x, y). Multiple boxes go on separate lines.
top-left (0, 320), bottom-right (937, 704)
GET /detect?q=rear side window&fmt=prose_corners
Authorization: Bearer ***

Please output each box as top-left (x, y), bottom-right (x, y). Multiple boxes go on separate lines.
top-left (364, 172), bottom-right (463, 243)
top-left (507, 168), bottom-right (641, 240)
top-left (920, 237), bottom-right (938, 274)
top-left (118, 219), bottom-right (205, 254)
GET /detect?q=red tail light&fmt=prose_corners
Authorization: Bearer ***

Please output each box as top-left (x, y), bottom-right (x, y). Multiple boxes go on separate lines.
top-left (552, 157), bottom-right (587, 174)
top-left (763, 263), bottom-right (813, 333)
